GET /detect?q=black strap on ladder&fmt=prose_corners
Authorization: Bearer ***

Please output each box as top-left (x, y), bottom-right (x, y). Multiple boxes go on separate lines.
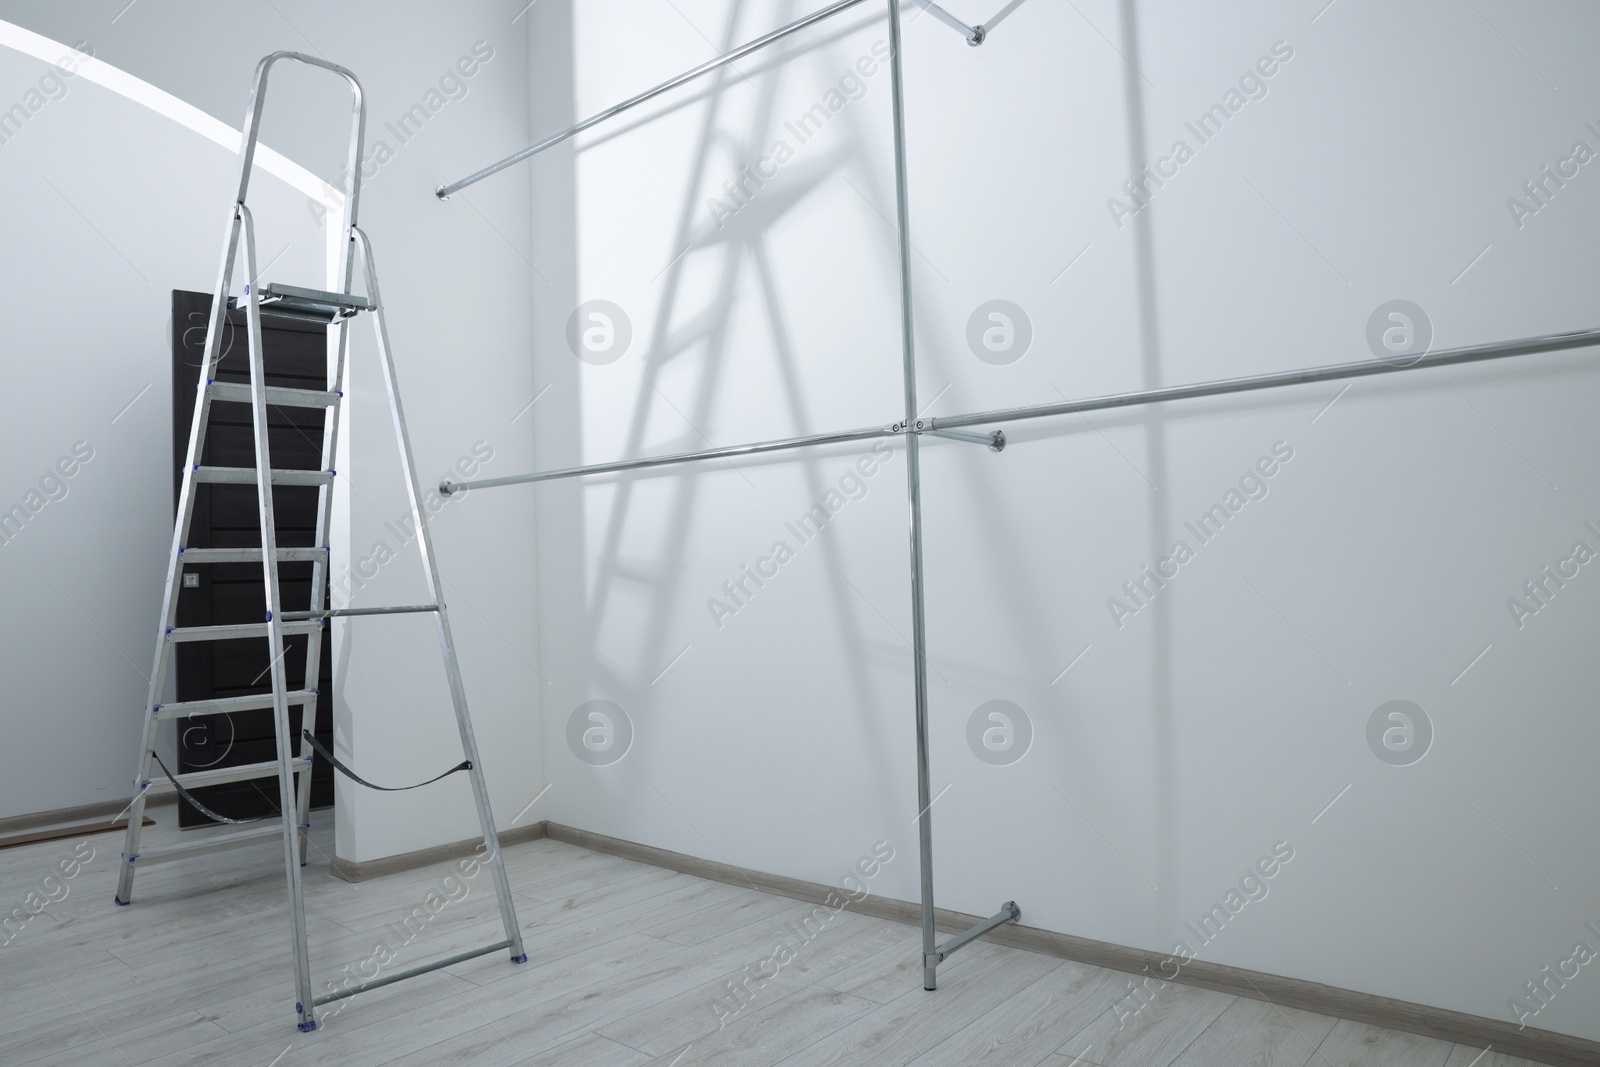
top-left (300, 730), bottom-right (472, 792)
top-left (151, 751), bottom-right (275, 826)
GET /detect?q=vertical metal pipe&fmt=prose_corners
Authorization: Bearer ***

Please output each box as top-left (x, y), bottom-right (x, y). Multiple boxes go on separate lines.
top-left (883, 0), bottom-right (939, 992)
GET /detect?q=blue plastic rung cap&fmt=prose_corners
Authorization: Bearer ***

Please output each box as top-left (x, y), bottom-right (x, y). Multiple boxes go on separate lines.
top-left (511, 953), bottom-right (527, 964)
top-left (265, 611), bottom-right (272, 621)
top-left (113, 895), bottom-right (129, 906)
top-left (298, 1021), bottom-right (318, 1032)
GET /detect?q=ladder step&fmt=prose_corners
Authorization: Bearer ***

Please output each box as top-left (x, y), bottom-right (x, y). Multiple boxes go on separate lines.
top-left (179, 547), bottom-right (328, 565)
top-left (134, 825), bottom-right (284, 867)
top-left (192, 466), bottom-right (334, 487)
top-left (208, 382), bottom-right (342, 408)
top-left (154, 690), bottom-right (318, 721)
top-left (144, 756), bottom-right (313, 795)
top-left (247, 282), bottom-right (371, 324)
top-left (166, 621), bottom-right (322, 643)
top-left (282, 604), bottom-right (437, 621)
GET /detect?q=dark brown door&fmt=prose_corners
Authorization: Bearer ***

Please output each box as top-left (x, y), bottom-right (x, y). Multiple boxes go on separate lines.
top-left (171, 290), bottom-right (335, 826)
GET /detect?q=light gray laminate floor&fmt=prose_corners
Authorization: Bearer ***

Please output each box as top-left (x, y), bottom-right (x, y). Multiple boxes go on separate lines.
top-left (0, 809), bottom-right (1547, 1066)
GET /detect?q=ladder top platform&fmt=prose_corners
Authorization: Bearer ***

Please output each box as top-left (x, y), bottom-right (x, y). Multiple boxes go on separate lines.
top-left (239, 282), bottom-right (371, 324)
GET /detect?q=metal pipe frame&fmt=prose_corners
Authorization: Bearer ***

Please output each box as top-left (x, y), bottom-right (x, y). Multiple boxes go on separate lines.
top-left (428, 0), bottom-right (1600, 1003)
top-left (435, 0), bottom-right (981, 199)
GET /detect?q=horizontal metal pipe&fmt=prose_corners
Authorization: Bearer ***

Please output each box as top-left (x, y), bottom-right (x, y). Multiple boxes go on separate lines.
top-left (928, 327), bottom-right (1600, 432)
top-left (928, 428), bottom-right (1004, 450)
top-left (913, 0), bottom-right (981, 43)
top-left (312, 940), bottom-right (514, 1006)
top-left (441, 423), bottom-right (896, 494)
top-left (443, 328), bottom-right (1599, 496)
top-left (282, 604), bottom-right (439, 620)
top-left (936, 901), bottom-right (1021, 962)
top-left (436, 0), bottom-right (871, 198)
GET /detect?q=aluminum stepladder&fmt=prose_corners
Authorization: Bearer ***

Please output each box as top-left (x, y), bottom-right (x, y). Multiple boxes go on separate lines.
top-left (113, 52), bottom-right (526, 1033)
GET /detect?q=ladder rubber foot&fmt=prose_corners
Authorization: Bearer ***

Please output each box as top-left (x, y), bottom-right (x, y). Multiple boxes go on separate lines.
top-left (113, 896), bottom-right (129, 906)
top-left (511, 953), bottom-right (527, 964)
top-left (298, 1020), bottom-right (318, 1033)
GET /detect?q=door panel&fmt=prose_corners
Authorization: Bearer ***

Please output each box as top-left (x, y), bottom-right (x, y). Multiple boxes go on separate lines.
top-left (171, 289), bottom-right (335, 826)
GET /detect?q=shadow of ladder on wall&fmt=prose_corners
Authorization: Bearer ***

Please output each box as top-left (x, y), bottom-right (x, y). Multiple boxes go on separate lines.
top-left (111, 52), bottom-right (527, 1034)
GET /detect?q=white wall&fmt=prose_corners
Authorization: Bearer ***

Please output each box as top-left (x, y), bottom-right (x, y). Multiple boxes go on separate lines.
top-left (0, 0), bottom-right (545, 864)
top-left (523, 0), bottom-right (1600, 1042)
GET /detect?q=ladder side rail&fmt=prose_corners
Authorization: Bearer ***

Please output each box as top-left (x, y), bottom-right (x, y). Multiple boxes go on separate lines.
top-left (233, 52), bottom-right (366, 220)
top-left (293, 277), bottom-right (358, 863)
top-left (288, 53), bottom-right (366, 864)
top-left (194, 51), bottom-right (366, 870)
top-left (241, 206), bottom-right (320, 1031)
top-left (115, 208), bottom-right (247, 904)
top-left (352, 227), bottom-right (526, 962)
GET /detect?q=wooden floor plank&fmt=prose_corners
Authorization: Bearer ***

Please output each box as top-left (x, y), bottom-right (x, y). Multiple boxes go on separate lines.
top-left (773, 941), bottom-right (1064, 1067)
top-left (1167, 996), bottom-right (1337, 1067)
top-left (1443, 1047), bottom-right (1553, 1067)
top-left (1059, 978), bottom-right (1234, 1067)
top-left (921, 958), bottom-right (1129, 1067)
top-left (640, 985), bottom-right (876, 1067)
top-left (1312, 1019), bottom-right (1456, 1067)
